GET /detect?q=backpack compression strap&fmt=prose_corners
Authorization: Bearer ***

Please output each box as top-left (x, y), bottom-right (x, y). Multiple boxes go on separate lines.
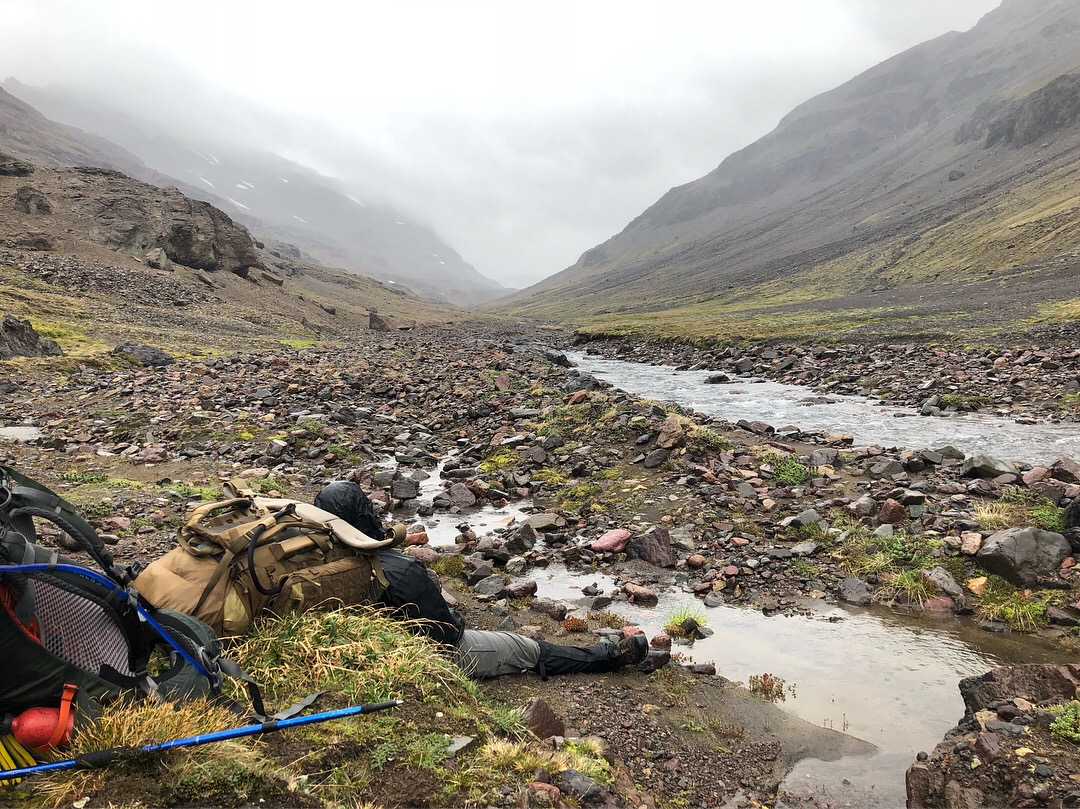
top-left (0, 466), bottom-right (129, 585)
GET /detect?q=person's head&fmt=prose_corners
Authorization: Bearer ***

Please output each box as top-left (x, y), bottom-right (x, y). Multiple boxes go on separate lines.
top-left (314, 480), bottom-right (383, 537)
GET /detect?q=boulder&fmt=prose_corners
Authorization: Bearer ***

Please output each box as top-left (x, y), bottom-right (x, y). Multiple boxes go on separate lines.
top-left (111, 342), bottom-right (174, 366)
top-left (626, 526), bottom-right (677, 567)
top-left (975, 526), bottom-right (1071, 585)
top-left (0, 154), bottom-right (33, 176)
top-left (0, 317), bottom-right (61, 359)
top-left (369, 312), bottom-right (398, 331)
top-left (14, 186), bottom-right (51, 214)
top-left (961, 454), bottom-right (1016, 479)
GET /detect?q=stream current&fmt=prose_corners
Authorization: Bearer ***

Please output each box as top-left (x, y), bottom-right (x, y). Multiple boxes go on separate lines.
top-left (389, 351), bottom-right (1080, 808)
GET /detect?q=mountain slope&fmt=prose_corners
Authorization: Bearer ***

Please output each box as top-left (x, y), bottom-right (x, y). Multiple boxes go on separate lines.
top-left (1, 81), bottom-right (506, 307)
top-left (492, 0), bottom-right (1080, 326)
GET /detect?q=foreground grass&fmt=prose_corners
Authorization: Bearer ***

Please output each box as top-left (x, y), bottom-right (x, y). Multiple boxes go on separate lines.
top-left (17, 608), bottom-right (611, 809)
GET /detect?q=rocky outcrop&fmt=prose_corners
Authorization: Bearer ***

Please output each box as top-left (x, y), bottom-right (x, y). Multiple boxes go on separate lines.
top-left (0, 316), bottom-right (61, 359)
top-left (907, 664), bottom-right (1080, 808)
top-left (2, 163), bottom-right (259, 276)
top-left (0, 153), bottom-right (33, 176)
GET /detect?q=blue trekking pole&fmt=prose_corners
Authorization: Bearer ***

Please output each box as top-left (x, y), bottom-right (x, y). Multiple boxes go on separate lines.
top-left (0, 699), bottom-right (403, 781)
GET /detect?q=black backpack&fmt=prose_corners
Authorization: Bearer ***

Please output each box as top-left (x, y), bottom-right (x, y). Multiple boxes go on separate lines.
top-left (0, 465), bottom-right (256, 738)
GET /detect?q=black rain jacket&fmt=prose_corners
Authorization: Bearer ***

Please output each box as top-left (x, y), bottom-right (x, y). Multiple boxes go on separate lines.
top-left (314, 480), bottom-right (465, 646)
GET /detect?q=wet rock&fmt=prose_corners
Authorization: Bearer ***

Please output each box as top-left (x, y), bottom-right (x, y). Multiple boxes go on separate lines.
top-left (839, 577), bottom-right (871, 606)
top-left (626, 526), bottom-right (677, 568)
top-left (624, 583), bottom-right (659, 605)
top-left (591, 528), bottom-right (631, 553)
top-left (976, 527), bottom-right (1071, 585)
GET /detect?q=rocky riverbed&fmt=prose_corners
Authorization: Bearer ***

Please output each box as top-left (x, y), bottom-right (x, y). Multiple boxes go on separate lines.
top-left (4, 312), bottom-right (1080, 806)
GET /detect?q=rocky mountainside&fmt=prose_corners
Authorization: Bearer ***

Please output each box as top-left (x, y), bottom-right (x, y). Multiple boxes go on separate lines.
top-left (0, 81), bottom-right (506, 307)
top-left (495, 0), bottom-right (1080, 323)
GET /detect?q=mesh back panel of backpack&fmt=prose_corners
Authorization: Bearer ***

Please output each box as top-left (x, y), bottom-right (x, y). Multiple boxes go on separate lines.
top-left (34, 578), bottom-right (137, 677)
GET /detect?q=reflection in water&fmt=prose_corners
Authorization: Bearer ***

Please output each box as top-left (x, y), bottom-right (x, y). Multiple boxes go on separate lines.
top-left (391, 440), bottom-right (1073, 806)
top-left (530, 564), bottom-right (1068, 807)
top-left (567, 352), bottom-right (1080, 466)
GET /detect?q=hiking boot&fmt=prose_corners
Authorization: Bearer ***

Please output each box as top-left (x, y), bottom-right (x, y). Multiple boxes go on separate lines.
top-left (637, 648), bottom-right (671, 674)
top-left (615, 634), bottom-right (648, 668)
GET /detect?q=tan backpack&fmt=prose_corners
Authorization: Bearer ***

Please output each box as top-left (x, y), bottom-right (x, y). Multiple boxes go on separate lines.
top-left (133, 483), bottom-right (404, 636)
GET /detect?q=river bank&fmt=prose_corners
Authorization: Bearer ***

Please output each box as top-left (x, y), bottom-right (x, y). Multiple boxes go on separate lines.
top-left (2, 322), bottom-right (1080, 806)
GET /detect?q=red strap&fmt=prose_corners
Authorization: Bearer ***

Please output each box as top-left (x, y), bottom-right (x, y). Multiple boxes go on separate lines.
top-left (45, 683), bottom-right (77, 751)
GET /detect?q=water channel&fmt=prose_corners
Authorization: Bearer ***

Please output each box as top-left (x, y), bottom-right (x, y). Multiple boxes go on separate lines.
top-left (390, 351), bottom-right (1080, 808)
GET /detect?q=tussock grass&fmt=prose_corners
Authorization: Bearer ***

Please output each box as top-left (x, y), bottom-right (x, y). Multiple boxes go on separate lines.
top-left (664, 606), bottom-right (708, 637)
top-left (479, 737), bottom-right (612, 785)
top-left (228, 607), bottom-right (479, 706)
top-left (33, 698), bottom-right (275, 808)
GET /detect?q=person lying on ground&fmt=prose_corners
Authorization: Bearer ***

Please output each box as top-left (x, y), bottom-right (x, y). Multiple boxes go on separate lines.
top-left (313, 480), bottom-right (655, 680)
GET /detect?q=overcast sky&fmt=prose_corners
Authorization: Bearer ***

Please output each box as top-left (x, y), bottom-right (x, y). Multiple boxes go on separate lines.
top-left (1, 0), bottom-right (1002, 288)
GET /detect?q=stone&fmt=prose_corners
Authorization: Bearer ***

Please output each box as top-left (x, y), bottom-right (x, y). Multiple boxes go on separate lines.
top-left (655, 414), bottom-right (686, 449)
top-left (976, 527), bottom-right (1071, 585)
top-left (961, 454), bottom-right (1016, 479)
top-left (555, 769), bottom-right (607, 804)
top-left (0, 317), bottom-right (62, 359)
top-left (473, 574), bottom-right (507, 597)
top-left (624, 583), bottom-right (659, 605)
top-left (960, 532), bottom-right (983, 555)
top-left (111, 342), bottom-right (175, 366)
top-left (505, 580), bottom-right (538, 599)
top-left (922, 566), bottom-right (964, 598)
top-left (532, 598), bottom-right (568, 621)
top-left (626, 526), bottom-right (677, 567)
top-left (390, 477), bottom-right (421, 500)
top-left (877, 498), bottom-right (908, 524)
top-left (522, 697), bottom-right (565, 739)
top-left (839, 577), bottom-right (871, 606)
top-left (591, 528), bottom-right (631, 553)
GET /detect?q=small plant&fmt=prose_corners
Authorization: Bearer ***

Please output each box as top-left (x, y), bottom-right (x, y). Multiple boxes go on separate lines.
top-left (765, 454), bottom-right (811, 486)
top-left (686, 424), bottom-right (732, 453)
top-left (1050, 701), bottom-right (1080, 745)
top-left (747, 672), bottom-right (795, 702)
top-left (587, 610), bottom-right (627, 630)
top-left (974, 576), bottom-right (1048, 632)
top-left (938, 393), bottom-right (992, 410)
top-left (59, 470), bottom-right (110, 485)
top-left (561, 615), bottom-right (589, 633)
top-left (480, 448), bottom-right (520, 474)
top-left (663, 606), bottom-right (708, 637)
top-left (431, 554), bottom-right (466, 579)
top-left (531, 468), bottom-right (569, 486)
top-left (877, 569), bottom-right (933, 606)
top-left (167, 483), bottom-right (223, 501)
top-left (790, 559), bottom-right (821, 578)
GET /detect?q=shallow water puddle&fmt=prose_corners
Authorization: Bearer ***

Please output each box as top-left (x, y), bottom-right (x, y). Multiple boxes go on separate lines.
top-left (396, 480), bottom-right (1069, 807)
top-left (0, 425), bottom-right (42, 442)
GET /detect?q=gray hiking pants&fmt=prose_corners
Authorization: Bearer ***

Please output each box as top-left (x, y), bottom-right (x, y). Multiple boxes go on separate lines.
top-left (452, 629), bottom-right (541, 679)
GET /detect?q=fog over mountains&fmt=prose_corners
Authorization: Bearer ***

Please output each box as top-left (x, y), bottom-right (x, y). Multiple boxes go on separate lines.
top-left (1, 80), bottom-right (505, 306)
top-left (494, 0), bottom-right (1080, 321)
